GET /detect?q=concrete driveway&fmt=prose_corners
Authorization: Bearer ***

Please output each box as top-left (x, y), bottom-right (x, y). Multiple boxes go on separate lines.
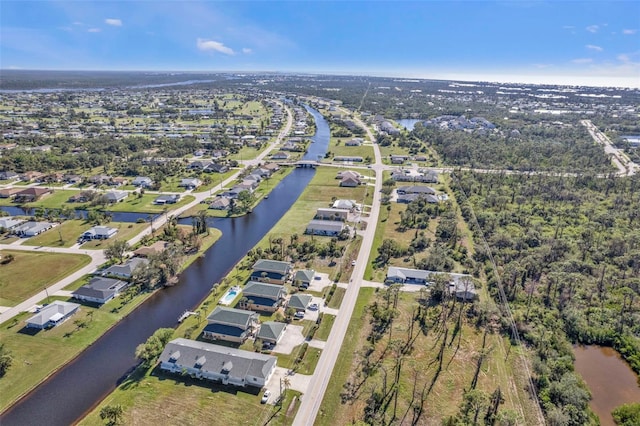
top-left (263, 367), bottom-right (312, 404)
top-left (306, 272), bottom-right (332, 292)
top-left (272, 324), bottom-right (305, 354)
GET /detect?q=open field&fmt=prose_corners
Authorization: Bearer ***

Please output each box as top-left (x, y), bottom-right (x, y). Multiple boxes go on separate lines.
top-left (105, 194), bottom-right (195, 213)
top-left (0, 250), bottom-right (91, 306)
top-left (317, 287), bottom-right (538, 425)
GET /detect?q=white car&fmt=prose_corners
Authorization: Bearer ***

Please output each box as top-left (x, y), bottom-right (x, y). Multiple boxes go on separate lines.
top-left (261, 390), bottom-right (271, 404)
top-left (294, 311), bottom-right (305, 319)
top-left (308, 303), bottom-right (319, 311)
top-left (351, 260), bottom-right (357, 266)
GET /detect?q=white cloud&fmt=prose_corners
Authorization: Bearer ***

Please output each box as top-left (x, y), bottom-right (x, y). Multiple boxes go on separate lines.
top-left (105, 18), bottom-right (122, 27)
top-left (88, 28), bottom-right (101, 33)
top-left (242, 48), bottom-right (252, 54)
top-left (586, 25), bottom-right (599, 33)
top-left (586, 44), bottom-right (603, 52)
top-left (196, 38), bottom-right (235, 55)
top-left (623, 29), bottom-right (637, 35)
top-left (617, 54), bottom-right (631, 62)
top-left (572, 58), bottom-right (593, 64)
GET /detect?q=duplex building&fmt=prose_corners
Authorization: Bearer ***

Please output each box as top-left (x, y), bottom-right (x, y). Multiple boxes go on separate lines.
top-left (26, 301), bottom-right (80, 329)
top-left (72, 277), bottom-right (129, 305)
top-left (250, 259), bottom-right (292, 284)
top-left (159, 338), bottom-right (277, 388)
top-left (202, 307), bottom-right (259, 343)
top-left (240, 281), bottom-right (287, 313)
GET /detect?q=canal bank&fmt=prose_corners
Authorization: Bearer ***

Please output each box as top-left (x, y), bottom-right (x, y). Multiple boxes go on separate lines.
top-left (0, 106), bottom-right (330, 426)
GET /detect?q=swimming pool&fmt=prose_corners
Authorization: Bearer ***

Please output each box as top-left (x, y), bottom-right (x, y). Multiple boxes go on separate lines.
top-left (219, 286), bottom-right (242, 306)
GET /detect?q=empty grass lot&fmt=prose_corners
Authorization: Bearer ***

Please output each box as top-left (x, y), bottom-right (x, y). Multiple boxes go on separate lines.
top-left (105, 194), bottom-right (195, 213)
top-left (0, 250), bottom-right (91, 306)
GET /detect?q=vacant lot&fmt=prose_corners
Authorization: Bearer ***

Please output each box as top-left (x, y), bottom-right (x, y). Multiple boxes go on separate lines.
top-left (0, 250), bottom-right (91, 306)
top-left (317, 288), bottom-right (537, 425)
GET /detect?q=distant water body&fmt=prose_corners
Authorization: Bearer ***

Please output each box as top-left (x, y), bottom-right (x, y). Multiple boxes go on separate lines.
top-left (397, 118), bottom-right (421, 131)
top-left (0, 78), bottom-right (222, 94)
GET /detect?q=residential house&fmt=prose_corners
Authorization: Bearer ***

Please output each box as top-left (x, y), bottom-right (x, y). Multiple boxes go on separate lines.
top-left (14, 187), bottom-right (52, 203)
top-left (63, 174), bottom-right (83, 185)
top-left (332, 199), bottom-right (358, 211)
top-left (133, 241), bottom-right (168, 258)
top-left (82, 226), bottom-right (118, 240)
top-left (334, 156), bottom-right (364, 163)
top-left (159, 338), bottom-right (277, 388)
top-left (316, 208), bottom-right (349, 221)
top-left (72, 277), bottom-right (129, 305)
top-left (188, 160), bottom-right (212, 171)
top-left (385, 267), bottom-right (432, 285)
top-left (88, 174), bottom-right (113, 186)
top-left (306, 219), bottom-right (346, 236)
top-left (397, 193), bottom-right (439, 204)
top-left (239, 281), bottom-right (287, 313)
top-left (448, 280), bottom-right (478, 302)
top-left (0, 188), bottom-right (21, 199)
top-left (0, 217), bottom-right (25, 231)
top-left (287, 293), bottom-right (313, 312)
top-left (345, 138), bottom-right (363, 146)
top-left (390, 155), bottom-right (409, 164)
top-left (271, 151), bottom-right (290, 160)
top-left (293, 270), bottom-right (315, 289)
top-left (396, 186), bottom-right (436, 196)
top-left (68, 190), bottom-right (95, 203)
top-left (202, 306), bottom-right (259, 343)
top-left (179, 178), bottom-right (202, 189)
top-left (251, 259), bottom-right (292, 284)
top-left (209, 197), bottom-right (231, 210)
top-left (101, 257), bottom-right (149, 279)
top-left (204, 163), bottom-right (229, 173)
top-left (104, 190), bottom-right (128, 203)
top-left (262, 163), bottom-right (280, 173)
top-left (153, 194), bottom-right (180, 205)
top-left (0, 171), bottom-right (19, 180)
top-left (20, 171), bottom-right (45, 182)
top-left (132, 176), bottom-right (154, 188)
top-left (26, 300), bottom-right (80, 329)
top-left (256, 322), bottom-right (286, 348)
top-left (12, 221), bottom-right (55, 237)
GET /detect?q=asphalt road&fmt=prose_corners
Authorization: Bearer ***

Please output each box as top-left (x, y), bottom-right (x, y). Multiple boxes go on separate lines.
top-left (292, 108), bottom-right (383, 426)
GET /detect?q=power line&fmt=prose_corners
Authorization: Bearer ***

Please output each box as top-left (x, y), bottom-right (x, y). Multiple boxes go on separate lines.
top-left (451, 171), bottom-right (546, 426)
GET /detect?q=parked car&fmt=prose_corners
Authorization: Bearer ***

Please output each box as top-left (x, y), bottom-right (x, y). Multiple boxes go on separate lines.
top-left (351, 260), bottom-right (357, 266)
top-left (294, 311), bottom-right (305, 319)
top-left (308, 303), bottom-right (319, 311)
top-left (261, 390), bottom-right (271, 404)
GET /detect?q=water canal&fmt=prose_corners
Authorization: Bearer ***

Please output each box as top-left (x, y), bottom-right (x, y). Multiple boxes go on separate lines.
top-left (573, 345), bottom-right (640, 426)
top-left (1, 106), bottom-right (330, 426)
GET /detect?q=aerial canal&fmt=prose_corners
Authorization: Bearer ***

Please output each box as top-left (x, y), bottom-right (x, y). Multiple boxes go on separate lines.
top-left (573, 345), bottom-right (640, 426)
top-left (1, 106), bottom-right (330, 426)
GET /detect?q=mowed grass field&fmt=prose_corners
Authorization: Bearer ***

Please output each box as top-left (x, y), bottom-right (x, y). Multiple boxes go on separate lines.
top-left (0, 250), bottom-right (91, 306)
top-left (317, 288), bottom-right (538, 425)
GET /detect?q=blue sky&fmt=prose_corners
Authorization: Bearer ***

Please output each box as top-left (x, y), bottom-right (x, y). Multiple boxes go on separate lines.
top-left (1, 1), bottom-right (639, 87)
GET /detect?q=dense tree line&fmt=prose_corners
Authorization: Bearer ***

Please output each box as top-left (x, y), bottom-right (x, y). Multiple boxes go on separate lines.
top-left (452, 170), bottom-right (640, 425)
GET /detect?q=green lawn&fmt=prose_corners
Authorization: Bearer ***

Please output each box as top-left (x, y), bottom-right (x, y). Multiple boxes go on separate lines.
top-left (80, 222), bottom-right (148, 249)
top-left (105, 194), bottom-right (195, 213)
top-left (79, 364), bottom-right (301, 426)
top-left (192, 170), bottom-right (238, 193)
top-left (0, 292), bottom-right (150, 412)
top-left (315, 313), bottom-right (336, 341)
top-left (0, 250), bottom-right (91, 306)
top-left (275, 344), bottom-right (322, 375)
top-left (22, 220), bottom-right (92, 248)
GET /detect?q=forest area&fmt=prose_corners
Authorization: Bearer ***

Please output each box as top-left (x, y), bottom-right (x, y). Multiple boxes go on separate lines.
top-left (451, 171), bottom-right (640, 425)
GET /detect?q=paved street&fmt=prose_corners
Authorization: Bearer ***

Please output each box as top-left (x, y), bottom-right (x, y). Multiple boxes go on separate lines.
top-left (293, 108), bottom-right (383, 426)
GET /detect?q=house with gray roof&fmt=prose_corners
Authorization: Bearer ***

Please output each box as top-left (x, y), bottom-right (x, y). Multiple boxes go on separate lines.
top-left (203, 306), bottom-right (259, 343)
top-left (386, 267), bottom-right (474, 292)
top-left (72, 277), bottom-right (129, 305)
top-left (209, 197), bottom-right (231, 210)
top-left (315, 208), bottom-right (349, 221)
top-left (251, 259), bottom-right (292, 284)
top-left (159, 338), bottom-right (277, 388)
top-left (256, 322), bottom-right (286, 346)
top-left (82, 225), bottom-right (118, 240)
top-left (26, 300), bottom-right (80, 329)
top-left (12, 221), bottom-right (55, 237)
top-left (132, 176), bottom-right (154, 188)
top-left (332, 199), bottom-right (358, 211)
top-left (179, 178), bottom-right (202, 189)
top-left (306, 219), bottom-right (346, 236)
top-left (101, 257), bottom-right (149, 279)
top-left (153, 194), bottom-right (180, 205)
top-left (288, 293), bottom-right (313, 312)
top-left (293, 270), bottom-right (315, 288)
top-left (104, 190), bottom-right (128, 203)
top-left (240, 282), bottom-right (286, 313)
top-left (0, 217), bottom-right (25, 231)
top-left (396, 186), bottom-right (436, 196)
